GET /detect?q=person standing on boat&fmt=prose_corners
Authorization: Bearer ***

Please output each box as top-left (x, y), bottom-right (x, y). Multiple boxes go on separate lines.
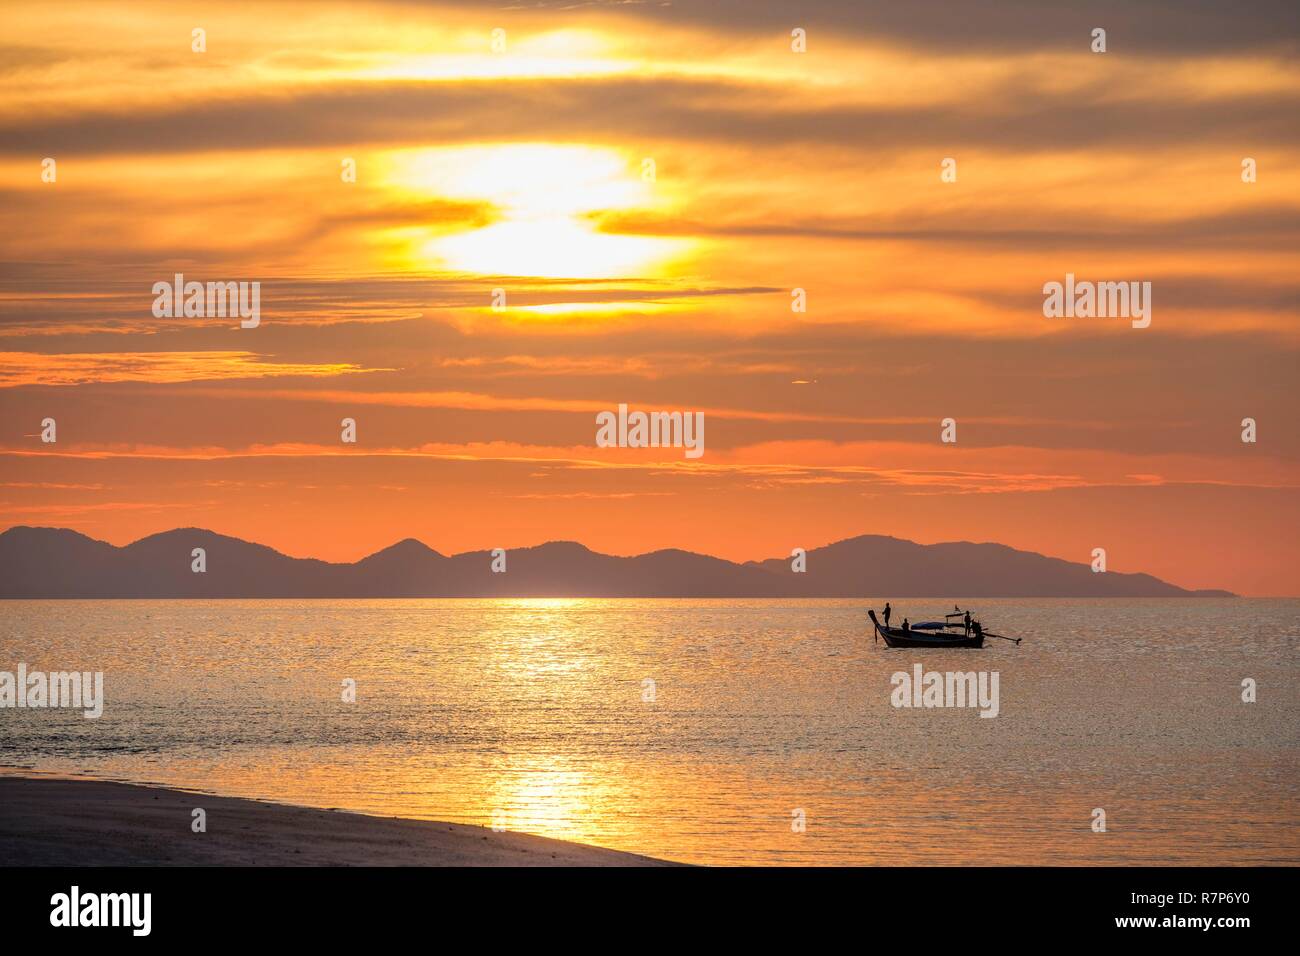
top-left (883, 602), bottom-right (892, 630)
top-left (963, 610), bottom-right (971, 636)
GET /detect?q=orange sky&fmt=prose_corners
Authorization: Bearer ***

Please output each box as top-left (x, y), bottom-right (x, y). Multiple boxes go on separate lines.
top-left (1, 1), bottom-right (1297, 594)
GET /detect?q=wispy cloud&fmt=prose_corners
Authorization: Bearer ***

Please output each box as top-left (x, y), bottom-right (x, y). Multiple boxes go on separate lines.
top-left (0, 351), bottom-right (377, 387)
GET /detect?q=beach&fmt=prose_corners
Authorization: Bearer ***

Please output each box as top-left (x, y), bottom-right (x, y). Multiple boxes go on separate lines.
top-left (0, 776), bottom-right (677, 866)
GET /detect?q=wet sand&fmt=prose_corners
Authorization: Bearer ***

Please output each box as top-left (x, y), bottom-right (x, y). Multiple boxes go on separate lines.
top-left (0, 776), bottom-right (678, 866)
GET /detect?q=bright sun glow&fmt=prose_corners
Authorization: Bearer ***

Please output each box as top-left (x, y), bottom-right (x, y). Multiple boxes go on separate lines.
top-left (358, 29), bottom-right (632, 82)
top-left (383, 145), bottom-right (688, 279)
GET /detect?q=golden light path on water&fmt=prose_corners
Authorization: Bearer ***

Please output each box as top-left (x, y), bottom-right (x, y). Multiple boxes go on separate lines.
top-left (2, 599), bottom-right (1298, 865)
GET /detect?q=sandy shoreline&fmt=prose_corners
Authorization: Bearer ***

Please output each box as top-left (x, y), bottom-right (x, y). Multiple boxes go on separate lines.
top-left (0, 775), bottom-right (678, 866)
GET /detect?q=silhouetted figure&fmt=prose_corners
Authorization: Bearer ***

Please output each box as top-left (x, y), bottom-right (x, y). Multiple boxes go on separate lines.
top-left (901, 618), bottom-right (910, 633)
top-left (964, 610), bottom-right (972, 636)
top-left (883, 602), bottom-right (892, 629)
top-left (972, 620), bottom-right (983, 642)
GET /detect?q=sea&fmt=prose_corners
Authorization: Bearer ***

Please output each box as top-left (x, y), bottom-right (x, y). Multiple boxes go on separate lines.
top-left (1, 598), bottom-right (1296, 865)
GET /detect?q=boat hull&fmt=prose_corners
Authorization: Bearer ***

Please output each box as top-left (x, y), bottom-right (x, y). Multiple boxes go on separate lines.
top-left (879, 627), bottom-right (984, 649)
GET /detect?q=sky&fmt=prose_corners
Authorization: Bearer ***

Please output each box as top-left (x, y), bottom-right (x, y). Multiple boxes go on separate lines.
top-left (0, 0), bottom-right (1297, 595)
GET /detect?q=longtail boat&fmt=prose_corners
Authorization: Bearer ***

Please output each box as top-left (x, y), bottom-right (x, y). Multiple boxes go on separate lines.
top-left (867, 608), bottom-right (1021, 648)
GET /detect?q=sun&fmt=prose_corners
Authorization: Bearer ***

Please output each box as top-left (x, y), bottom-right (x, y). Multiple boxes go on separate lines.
top-left (381, 144), bottom-right (689, 279)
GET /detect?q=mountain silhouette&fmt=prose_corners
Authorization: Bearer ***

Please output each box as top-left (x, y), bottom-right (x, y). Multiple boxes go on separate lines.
top-left (0, 526), bottom-right (1233, 598)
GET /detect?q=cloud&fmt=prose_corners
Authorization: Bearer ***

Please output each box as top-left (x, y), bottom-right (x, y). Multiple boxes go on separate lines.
top-left (0, 351), bottom-right (376, 387)
top-left (463, 0), bottom-right (1300, 54)
top-left (593, 207), bottom-right (1300, 251)
top-left (3, 74), bottom-right (1294, 157)
top-left (3, 436), bottom-right (1292, 497)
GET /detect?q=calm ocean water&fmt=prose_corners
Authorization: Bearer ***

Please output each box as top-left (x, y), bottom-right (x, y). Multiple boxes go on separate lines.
top-left (1, 598), bottom-right (1296, 865)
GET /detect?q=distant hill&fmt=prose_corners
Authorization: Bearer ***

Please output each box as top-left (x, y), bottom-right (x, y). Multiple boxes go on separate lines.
top-left (0, 526), bottom-right (1234, 598)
